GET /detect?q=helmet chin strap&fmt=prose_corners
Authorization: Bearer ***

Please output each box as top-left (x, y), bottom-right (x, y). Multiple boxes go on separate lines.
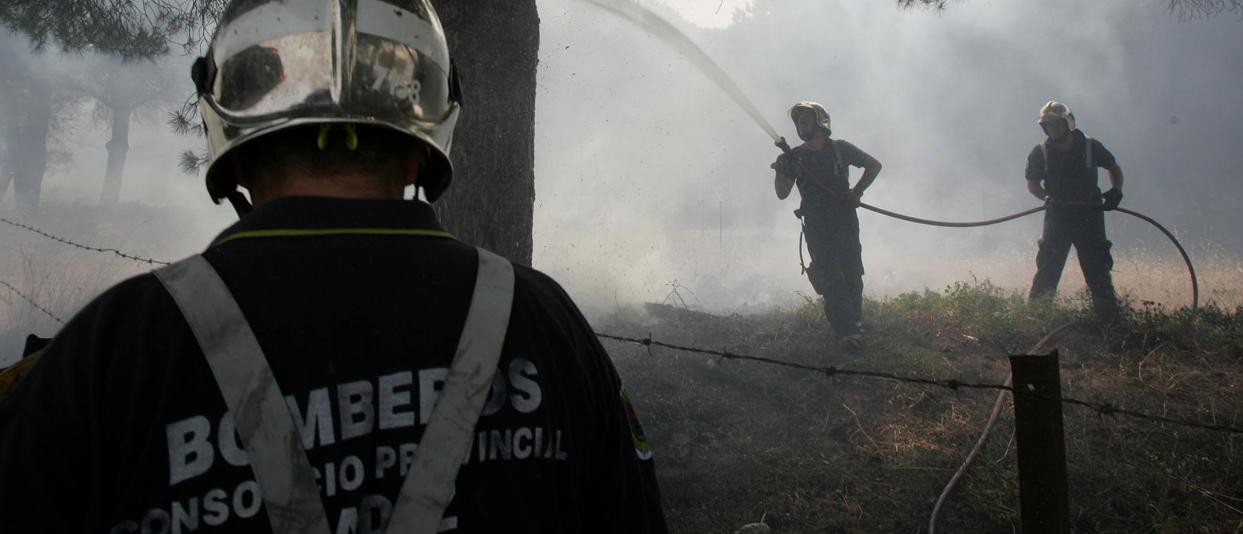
top-left (225, 191), bottom-right (254, 217)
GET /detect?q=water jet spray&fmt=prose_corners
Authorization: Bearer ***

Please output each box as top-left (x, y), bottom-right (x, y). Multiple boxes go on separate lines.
top-left (580, 0), bottom-right (784, 144)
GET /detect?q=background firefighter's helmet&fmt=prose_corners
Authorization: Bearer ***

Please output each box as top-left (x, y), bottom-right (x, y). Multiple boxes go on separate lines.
top-left (1038, 100), bottom-right (1076, 132)
top-left (193, 0), bottom-right (463, 203)
top-left (789, 101), bottom-right (832, 134)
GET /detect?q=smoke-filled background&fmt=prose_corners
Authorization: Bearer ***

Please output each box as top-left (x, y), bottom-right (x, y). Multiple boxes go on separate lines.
top-left (2, 0), bottom-right (1241, 346)
top-left (535, 0), bottom-right (1243, 314)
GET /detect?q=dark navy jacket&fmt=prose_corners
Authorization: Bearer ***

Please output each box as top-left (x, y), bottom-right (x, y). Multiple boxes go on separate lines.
top-left (0, 197), bottom-right (666, 533)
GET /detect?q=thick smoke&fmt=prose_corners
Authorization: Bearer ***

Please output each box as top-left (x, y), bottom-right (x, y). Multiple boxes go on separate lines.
top-left (534, 0), bottom-right (1243, 313)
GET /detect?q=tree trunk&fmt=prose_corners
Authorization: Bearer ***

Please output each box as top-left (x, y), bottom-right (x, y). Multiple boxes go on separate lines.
top-left (0, 92), bottom-right (13, 204)
top-left (431, 1), bottom-right (539, 266)
top-left (100, 101), bottom-right (132, 204)
top-left (10, 77), bottom-right (51, 215)
top-left (0, 42), bottom-right (19, 205)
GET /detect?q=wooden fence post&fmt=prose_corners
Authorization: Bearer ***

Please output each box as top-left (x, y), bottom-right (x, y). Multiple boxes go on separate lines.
top-left (1009, 350), bottom-right (1071, 534)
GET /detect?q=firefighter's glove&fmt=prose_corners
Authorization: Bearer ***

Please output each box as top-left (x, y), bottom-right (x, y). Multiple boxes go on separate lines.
top-left (771, 153), bottom-right (796, 179)
top-left (845, 188), bottom-right (863, 207)
top-left (1101, 188), bottom-right (1123, 211)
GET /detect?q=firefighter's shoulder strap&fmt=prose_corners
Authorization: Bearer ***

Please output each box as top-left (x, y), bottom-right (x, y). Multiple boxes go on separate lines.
top-left (390, 247), bottom-right (515, 532)
top-left (154, 248), bottom-right (515, 534)
top-left (1040, 135), bottom-right (1094, 173)
top-left (831, 139), bottom-right (845, 178)
top-left (154, 255), bottom-right (332, 533)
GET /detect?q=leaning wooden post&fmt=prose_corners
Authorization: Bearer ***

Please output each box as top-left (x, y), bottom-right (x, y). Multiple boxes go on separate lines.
top-left (1009, 350), bottom-right (1071, 534)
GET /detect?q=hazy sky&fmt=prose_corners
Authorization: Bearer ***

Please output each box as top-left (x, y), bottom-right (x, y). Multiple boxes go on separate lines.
top-left (2, 0), bottom-right (1241, 328)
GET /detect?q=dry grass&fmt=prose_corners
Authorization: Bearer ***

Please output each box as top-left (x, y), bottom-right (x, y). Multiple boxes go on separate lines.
top-left (0, 202), bottom-right (184, 366)
top-left (603, 288), bottom-right (1243, 533)
top-left (1114, 250), bottom-right (1243, 311)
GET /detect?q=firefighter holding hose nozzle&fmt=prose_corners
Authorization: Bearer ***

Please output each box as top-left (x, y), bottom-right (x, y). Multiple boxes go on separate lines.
top-left (773, 102), bottom-right (883, 351)
top-left (1025, 100), bottom-right (1125, 323)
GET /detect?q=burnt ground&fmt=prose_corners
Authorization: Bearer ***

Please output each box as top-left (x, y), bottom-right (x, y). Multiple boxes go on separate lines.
top-left (599, 286), bottom-right (1243, 533)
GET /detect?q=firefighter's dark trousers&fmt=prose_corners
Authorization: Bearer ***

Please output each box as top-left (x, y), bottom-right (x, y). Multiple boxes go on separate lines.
top-left (803, 211), bottom-right (864, 338)
top-left (1029, 207), bottom-right (1120, 320)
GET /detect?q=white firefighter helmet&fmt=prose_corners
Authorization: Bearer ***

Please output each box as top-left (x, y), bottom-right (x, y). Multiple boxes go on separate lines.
top-left (789, 101), bottom-right (832, 133)
top-left (193, 0), bottom-right (463, 205)
top-left (1037, 100), bottom-right (1076, 132)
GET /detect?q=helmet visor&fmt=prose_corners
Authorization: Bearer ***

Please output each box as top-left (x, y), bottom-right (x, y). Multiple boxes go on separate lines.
top-left (206, 0), bottom-right (455, 130)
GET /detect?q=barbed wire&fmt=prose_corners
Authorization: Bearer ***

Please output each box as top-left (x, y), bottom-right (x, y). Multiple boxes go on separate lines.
top-left (0, 217), bottom-right (171, 266)
top-left (0, 280), bottom-right (66, 325)
top-left (1, 221), bottom-right (1239, 435)
top-left (597, 332), bottom-right (1243, 436)
top-left (596, 333), bottom-right (1013, 393)
top-left (1056, 397), bottom-right (1243, 435)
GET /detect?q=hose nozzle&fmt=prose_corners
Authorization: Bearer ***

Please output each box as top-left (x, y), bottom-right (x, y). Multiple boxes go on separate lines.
top-left (775, 137), bottom-right (792, 153)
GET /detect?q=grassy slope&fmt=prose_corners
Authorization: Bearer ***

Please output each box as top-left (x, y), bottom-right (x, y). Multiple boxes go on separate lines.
top-left (601, 284), bottom-right (1243, 533)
